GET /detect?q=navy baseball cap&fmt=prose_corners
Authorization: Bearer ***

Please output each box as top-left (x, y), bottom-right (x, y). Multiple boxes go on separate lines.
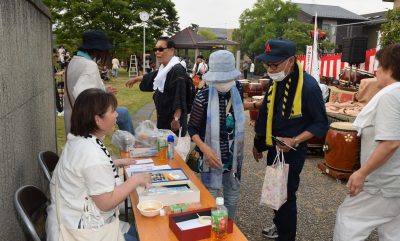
top-left (256, 39), bottom-right (296, 63)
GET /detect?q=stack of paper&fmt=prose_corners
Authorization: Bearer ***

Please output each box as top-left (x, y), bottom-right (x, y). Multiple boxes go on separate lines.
top-left (125, 161), bottom-right (172, 177)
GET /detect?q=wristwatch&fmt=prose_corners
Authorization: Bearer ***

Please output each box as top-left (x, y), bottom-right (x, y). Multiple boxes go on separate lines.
top-left (293, 137), bottom-right (300, 148)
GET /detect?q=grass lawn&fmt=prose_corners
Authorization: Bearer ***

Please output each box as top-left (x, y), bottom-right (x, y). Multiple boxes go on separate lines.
top-left (56, 69), bottom-right (153, 156)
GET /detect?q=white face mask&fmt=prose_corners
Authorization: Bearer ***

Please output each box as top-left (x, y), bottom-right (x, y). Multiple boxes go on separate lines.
top-left (211, 81), bottom-right (235, 93)
top-left (267, 60), bottom-right (290, 82)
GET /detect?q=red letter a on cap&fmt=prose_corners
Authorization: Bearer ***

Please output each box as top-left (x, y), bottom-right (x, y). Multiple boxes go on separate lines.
top-left (266, 43), bottom-right (271, 53)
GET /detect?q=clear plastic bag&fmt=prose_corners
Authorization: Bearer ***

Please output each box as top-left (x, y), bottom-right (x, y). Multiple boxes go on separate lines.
top-left (111, 130), bottom-right (135, 151)
top-left (175, 127), bottom-right (191, 160)
top-left (135, 120), bottom-right (158, 148)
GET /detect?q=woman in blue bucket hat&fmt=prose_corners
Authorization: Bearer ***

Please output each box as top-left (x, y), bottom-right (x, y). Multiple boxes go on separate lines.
top-left (188, 50), bottom-right (245, 220)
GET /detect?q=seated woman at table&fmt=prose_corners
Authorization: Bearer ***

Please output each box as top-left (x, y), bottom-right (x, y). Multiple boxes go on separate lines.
top-left (46, 88), bottom-right (151, 241)
top-left (188, 50), bottom-right (245, 220)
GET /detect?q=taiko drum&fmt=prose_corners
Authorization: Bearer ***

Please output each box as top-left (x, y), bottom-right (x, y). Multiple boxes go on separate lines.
top-left (259, 79), bottom-right (271, 92)
top-left (323, 122), bottom-right (360, 172)
top-left (249, 96), bottom-right (264, 122)
top-left (247, 83), bottom-right (263, 97)
top-left (238, 80), bottom-right (250, 96)
top-left (339, 67), bottom-right (375, 85)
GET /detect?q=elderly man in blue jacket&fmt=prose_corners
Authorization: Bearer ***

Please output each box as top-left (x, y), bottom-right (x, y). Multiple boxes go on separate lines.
top-left (251, 39), bottom-right (328, 241)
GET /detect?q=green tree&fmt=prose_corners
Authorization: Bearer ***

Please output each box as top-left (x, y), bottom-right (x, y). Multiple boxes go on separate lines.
top-left (233, 0), bottom-right (326, 59)
top-left (43, 0), bottom-right (180, 59)
top-left (380, 8), bottom-right (400, 48)
top-left (189, 23), bottom-right (199, 32)
top-left (198, 29), bottom-right (217, 40)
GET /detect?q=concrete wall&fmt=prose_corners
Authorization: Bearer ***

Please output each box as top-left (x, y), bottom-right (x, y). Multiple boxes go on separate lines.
top-left (0, 0), bottom-right (55, 240)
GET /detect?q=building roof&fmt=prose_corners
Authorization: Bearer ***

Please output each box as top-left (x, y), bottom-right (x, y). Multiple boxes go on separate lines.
top-left (362, 11), bottom-right (387, 21)
top-left (197, 39), bottom-right (239, 46)
top-left (170, 27), bottom-right (238, 49)
top-left (198, 27), bottom-right (232, 39)
top-left (170, 27), bottom-right (206, 49)
top-left (295, 3), bottom-right (367, 21)
top-left (361, 11), bottom-right (387, 25)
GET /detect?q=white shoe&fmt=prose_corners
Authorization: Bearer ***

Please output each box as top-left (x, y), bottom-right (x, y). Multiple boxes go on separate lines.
top-left (262, 224), bottom-right (278, 239)
top-left (57, 111), bottom-right (64, 117)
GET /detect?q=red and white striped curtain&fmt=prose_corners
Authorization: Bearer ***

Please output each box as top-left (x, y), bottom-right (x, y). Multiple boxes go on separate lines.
top-left (297, 48), bottom-right (377, 79)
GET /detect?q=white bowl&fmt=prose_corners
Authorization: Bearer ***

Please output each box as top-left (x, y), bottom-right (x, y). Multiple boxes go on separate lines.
top-left (137, 200), bottom-right (163, 217)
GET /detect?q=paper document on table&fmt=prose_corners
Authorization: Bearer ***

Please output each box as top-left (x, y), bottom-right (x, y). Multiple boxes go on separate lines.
top-left (176, 219), bottom-right (209, 230)
top-left (126, 164), bottom-right (154, 177)
top-left (126, 164), bottom-right (173, 177)
top-left (153, 165), bottom-right (171, 170)
top-left (132, 159), bottom-right (154, 165)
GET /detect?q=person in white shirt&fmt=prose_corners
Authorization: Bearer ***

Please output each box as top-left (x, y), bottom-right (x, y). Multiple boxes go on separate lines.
top-left (63, 30), bottom-right (135, 135)
top-left (112, 57), bottom-right (120, 78)
top-left (192, 55), bottom-right (207, 79)
top-left (46, 88), bottom-right (151, 241)
top-left (250, 61), bottom-right (255, 79)
top-left (58, 45), bottom-right (66, 69)
top-left (334, 43), bottom-right (400, 241)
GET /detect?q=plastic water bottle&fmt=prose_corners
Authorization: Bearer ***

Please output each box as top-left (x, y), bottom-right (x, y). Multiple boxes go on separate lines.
top-left (122, 137), bottom-right (133, 158)
top-left (211, 197), bottom-right (228, 240)
top-left (157, 135), bottom-right (168, 164)
top-left (167, 135), bottom-right (174, 160)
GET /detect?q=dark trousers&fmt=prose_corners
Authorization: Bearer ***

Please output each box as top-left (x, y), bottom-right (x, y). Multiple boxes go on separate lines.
top-left (244, 69), bottom-right (248, 79)
top-left (267, 146), bottom-right (306, 241)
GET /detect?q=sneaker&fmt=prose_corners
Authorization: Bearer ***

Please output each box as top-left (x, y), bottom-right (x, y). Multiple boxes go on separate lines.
top-left (262, 224), bottom-right (278, 239)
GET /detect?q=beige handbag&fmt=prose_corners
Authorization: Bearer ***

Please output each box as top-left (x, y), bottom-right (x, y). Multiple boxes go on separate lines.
top-left (55, 175), bottom-right (125, 241)
top-left (260, 149), bottom-right (289, 210)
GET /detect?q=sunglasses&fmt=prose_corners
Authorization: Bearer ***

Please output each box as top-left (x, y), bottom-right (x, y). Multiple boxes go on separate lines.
top-left (153, 47), bottom-right (169, 52)
top-left (263, 58), bottom-right (289, 70)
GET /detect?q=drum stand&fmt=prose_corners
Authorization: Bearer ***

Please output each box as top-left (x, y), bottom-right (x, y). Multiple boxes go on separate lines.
top-left (317, 162), bottom-right (352, 181)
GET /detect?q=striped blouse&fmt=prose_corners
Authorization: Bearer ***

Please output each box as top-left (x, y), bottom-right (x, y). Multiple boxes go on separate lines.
top-left (188, 81), bottom-right (243, 168)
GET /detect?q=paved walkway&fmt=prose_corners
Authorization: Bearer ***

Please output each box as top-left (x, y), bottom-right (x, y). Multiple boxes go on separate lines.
top-left (132, 102), bottom-right (157, 124)
top-left (133, 103), bottom-right (378, 241)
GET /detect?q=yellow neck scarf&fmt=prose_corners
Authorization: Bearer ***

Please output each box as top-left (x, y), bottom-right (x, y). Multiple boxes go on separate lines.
top-left (265, 61), bottom-right (304, 146)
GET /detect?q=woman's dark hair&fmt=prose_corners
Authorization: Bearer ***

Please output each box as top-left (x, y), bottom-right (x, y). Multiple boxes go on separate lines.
top-left (375, 44), bottom-right (400, 82)
top-left (85, 49), bottom-right (110, 67)
top-left (158, 36), bottom-right (175, 49)
top-left (70, 88), bottom-right (118, 137)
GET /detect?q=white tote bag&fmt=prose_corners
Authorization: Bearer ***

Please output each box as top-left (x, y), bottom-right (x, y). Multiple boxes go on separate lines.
top-left (55, 176), bottom-right (124, 241)
top-left (260, 149), bottom-right (289, 210)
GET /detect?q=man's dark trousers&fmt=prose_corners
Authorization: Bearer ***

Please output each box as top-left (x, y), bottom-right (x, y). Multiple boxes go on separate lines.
top-left (267, 146), bottom-right (306, 241)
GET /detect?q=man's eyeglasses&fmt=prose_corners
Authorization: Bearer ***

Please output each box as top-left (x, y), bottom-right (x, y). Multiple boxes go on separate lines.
top-left (263, 59), bottom-right (288, 70)
top-left (153, 47), bottom-right (169, 52)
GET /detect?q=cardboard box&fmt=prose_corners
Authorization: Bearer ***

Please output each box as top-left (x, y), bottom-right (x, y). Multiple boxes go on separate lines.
top-left (328, 86), bottom-right (357, 103)
top-left (169, 208), bottom-right (233, 241)
top-left (135, 169), bottom-right (200, 206)
top-left (129, 147), bottom-right (158, 158)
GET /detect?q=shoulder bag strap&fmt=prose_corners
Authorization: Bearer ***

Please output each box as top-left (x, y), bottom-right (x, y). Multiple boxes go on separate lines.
top-left (64, 61), bottom-right (74, 107)
top-left (226, 99), bottom-right (232, 115)
top-left (54, 171), bottom-right (63, 226)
